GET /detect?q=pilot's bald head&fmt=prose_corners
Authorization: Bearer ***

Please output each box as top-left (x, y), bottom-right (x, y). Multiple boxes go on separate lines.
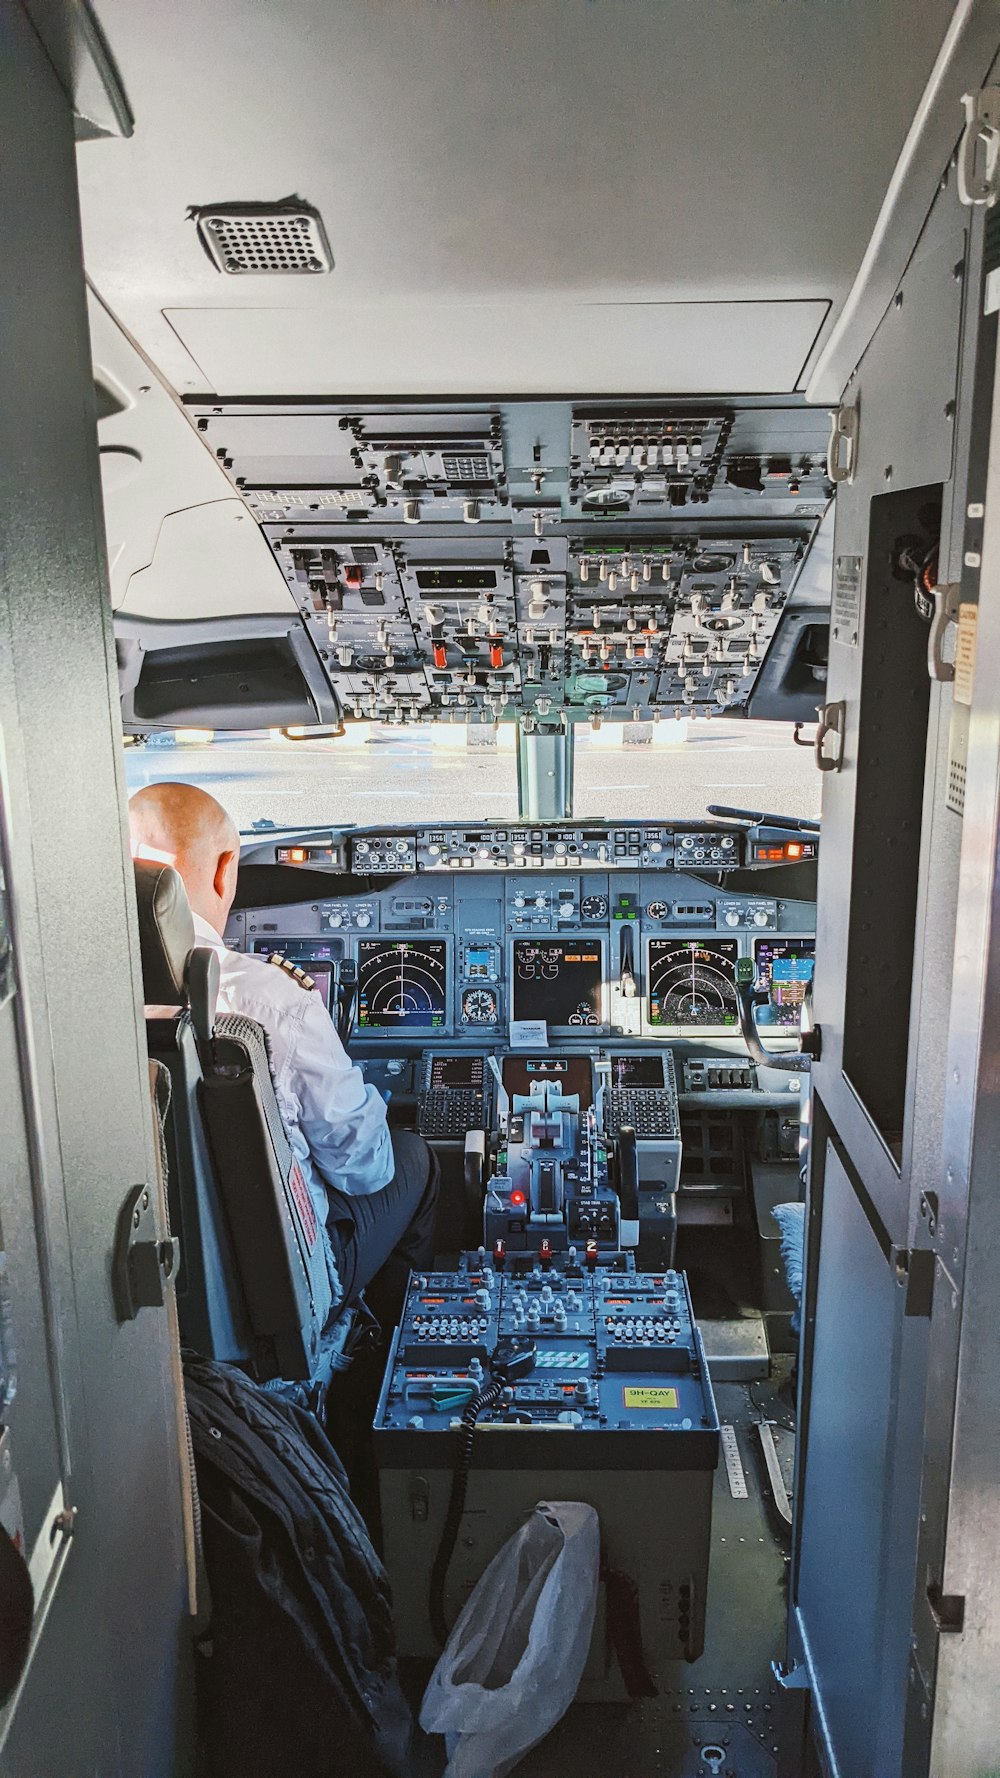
top-left (129, 782), bottom-right (241, 934)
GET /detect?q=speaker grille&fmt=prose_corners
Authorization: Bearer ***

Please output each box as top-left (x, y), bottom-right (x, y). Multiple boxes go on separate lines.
top-left (195, 205), bottom-right (333, 275)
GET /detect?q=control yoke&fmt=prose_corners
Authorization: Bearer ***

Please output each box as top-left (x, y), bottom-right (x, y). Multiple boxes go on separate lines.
top-left (735, 959), bottom-right (820, 1073)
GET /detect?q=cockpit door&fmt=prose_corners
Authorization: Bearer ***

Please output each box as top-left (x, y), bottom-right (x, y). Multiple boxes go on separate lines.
top-left (0, 5), bottom-right (195, 1771)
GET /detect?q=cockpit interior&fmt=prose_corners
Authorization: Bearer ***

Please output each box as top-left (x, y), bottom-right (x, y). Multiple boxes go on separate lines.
top-left (4, 2), bottom-right (1000, 1775)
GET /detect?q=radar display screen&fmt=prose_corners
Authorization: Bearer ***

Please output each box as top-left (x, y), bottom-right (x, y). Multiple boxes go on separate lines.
top-left (512, 939), bottom-right (603, 1027)
top-left (502, 1054), bottom-right (593, 1109)
top-left (754, 939), bottom-right (815, 1026)
top-left (647, 939), bottom-right (739, 1029)
top-left (357, 939), bottom-right (447, 1030)
top-left (609, 1054), bottom-right (666, 1088)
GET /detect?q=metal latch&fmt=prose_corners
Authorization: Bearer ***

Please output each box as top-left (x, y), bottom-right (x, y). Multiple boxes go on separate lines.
top-left (928, 581), bottom-right (962, 682)
top-left (958, 87), bottom-right (1000, 207)
top-left (814, 701), bottom-right (846, 773)
top-left (112, 1184), bottom-right (179, 1322)
top-left (827, 404), bottom-right (859, 484)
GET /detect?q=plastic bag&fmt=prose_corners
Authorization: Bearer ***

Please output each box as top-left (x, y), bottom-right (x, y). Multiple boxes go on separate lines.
top-left (420, 1500), bottom-right (600, 1778)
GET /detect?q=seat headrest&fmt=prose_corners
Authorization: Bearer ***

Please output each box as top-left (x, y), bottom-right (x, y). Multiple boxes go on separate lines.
top-left (133, 860), bottom-right (195, 1004)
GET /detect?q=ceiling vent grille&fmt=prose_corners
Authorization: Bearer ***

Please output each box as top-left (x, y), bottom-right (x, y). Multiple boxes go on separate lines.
top-left (194, 203), bottom-right (333, 275)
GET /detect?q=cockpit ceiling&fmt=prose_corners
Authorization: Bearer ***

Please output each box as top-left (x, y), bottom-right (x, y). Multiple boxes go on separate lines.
top-left (78, 0), bottom-right (960, 398)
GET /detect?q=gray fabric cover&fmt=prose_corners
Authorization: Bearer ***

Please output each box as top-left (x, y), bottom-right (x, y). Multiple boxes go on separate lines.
top-left (134, 859), bottom-right (196, 1003)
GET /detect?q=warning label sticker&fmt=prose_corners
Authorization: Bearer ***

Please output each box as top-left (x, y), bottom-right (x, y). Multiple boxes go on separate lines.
top-left (622, 1387), bottom-right (679, 1410)
top-left (832, 556), bottom-right (863, 647)
top-left (288, 1161), bottom-right (318, 1252)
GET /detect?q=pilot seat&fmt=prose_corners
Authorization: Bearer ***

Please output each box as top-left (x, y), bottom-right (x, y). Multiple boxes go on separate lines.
top-left (133, 859), bottom-right (354, 1402)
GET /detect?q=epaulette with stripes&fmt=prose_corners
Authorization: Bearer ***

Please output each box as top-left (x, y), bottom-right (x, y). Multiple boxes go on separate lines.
top-left (266, 953), bottom-right (317, 992)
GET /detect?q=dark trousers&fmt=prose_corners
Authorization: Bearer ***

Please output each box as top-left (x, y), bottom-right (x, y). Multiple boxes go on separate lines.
top-left (325, 1131), bottom-right (439, 1323)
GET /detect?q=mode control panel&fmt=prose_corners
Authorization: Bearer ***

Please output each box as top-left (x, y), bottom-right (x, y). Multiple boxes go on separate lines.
top-left (355, 823), bottom-right (747, 874)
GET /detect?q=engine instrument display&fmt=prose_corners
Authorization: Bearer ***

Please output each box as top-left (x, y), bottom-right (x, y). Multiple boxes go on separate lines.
top-left (754, 939), bottom-right (815, 1026)
top-left (647, 939), bottom-right (739, 1029)
top-left (502, 1054), bottom-right (594, 1110)
top-left (357, 939), bottom-right (448, 1030)
top-left (511, 939), bottom-right (604, 1027)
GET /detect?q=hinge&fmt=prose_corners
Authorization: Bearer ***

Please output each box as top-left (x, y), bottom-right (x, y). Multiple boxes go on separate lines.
top-left (958, 87), bottom-right (1000, 208)
top-left (926, 1578), bottom-right (965, 1633)
top-left (893, 1246), bottom-right (936, 1318)
top-left (112, 1183), bottom-right (179, 1322)
top-left (827, 404), bottom-right (859, 484)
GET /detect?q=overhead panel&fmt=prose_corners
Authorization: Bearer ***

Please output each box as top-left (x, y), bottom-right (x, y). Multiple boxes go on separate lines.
top-left (187, 397), bottom-right (834, 727)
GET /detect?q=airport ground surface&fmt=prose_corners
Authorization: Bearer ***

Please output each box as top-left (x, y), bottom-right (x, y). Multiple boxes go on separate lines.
top-left (125, 720), bottom-right (823, 832)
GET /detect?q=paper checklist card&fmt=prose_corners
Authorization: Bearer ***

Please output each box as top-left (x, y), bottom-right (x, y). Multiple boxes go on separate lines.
top-left (509, 1019), bottom-right (548, 1050)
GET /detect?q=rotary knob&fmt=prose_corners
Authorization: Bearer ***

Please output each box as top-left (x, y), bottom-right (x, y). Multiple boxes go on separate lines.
top-left (753, 910), bottom-right (769, 926)
top-left (724, 910), bottom-right (741, 928)
top-left (356, 912), bottom-right (372, 928)
top-left (326, 912), bottom-right (345, 928)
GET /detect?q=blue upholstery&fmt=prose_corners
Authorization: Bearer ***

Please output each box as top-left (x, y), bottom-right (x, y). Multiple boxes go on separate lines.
top-left (772, 1201), bottom-right (806, 1334)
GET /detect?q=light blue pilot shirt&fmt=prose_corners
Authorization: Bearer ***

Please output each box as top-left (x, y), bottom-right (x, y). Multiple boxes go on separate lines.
top-left (192, 914), bottom-right (394, 1238)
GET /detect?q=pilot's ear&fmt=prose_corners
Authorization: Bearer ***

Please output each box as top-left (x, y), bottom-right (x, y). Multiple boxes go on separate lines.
top-left (214, 848), bottom-right (238, 901)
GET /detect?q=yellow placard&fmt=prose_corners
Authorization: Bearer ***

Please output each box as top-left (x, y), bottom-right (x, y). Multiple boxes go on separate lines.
top-left (622, 1387), bottom-right (679, 1410)
top-left (954, 602), bottom-right (979, 708)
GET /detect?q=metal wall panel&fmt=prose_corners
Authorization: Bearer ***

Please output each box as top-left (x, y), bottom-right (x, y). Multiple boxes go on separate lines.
top-left (912, 325), bottom-right (1000, 1777)
top-left (794, 1139), bottom-right (906, 1778)
top-left (0, 3), bottom-right (194, 1771)
top-left (788, 84), bottom-right (999, 1778)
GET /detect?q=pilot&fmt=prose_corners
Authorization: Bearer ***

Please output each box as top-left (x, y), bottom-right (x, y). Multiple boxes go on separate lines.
top-left (128, 781), bottom-right (438, 1322)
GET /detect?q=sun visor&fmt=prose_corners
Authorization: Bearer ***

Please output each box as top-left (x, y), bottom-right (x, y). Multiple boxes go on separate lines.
top-left (118, 498), bottom-right (296, 620)
top-left (163, 299), bottom-right (831, 397)
top-left (116, 613), bottom-right (340, 733)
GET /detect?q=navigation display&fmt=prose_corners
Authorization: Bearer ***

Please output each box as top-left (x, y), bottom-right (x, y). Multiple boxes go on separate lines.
top-left (754, 939), bottom-right (815, 1026)
top-left (511, 939), bottom-right (603, 1027)
top-left (647, 939), bottom-right (739, 1029)
top-left (609, 1055), bottom-right (666, 1088)
top-left (357, 939), bottom-right (448, 1030)
top-left (502, 1054), bottom-right (593, 1109)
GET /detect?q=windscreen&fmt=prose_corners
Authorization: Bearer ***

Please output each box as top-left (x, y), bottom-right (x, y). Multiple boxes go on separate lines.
top-left (123, 718), bottom-right (821, 831)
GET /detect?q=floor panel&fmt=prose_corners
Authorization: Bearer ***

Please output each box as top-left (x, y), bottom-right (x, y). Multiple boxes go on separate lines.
top-left (403, 1366), bottom-right (795, 1778)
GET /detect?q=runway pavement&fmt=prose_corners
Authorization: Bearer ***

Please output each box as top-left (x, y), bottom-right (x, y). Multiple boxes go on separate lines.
top-left (124, 719), bottom-right (822, 833)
